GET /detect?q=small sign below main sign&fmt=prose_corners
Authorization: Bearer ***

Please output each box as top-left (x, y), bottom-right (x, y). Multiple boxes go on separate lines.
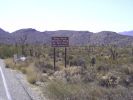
top-left (51, 37), bottom-right (69, 47)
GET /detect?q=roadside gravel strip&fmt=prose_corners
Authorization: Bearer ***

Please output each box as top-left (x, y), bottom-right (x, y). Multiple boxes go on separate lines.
top-left (0, 59), bottom-right (45, 100)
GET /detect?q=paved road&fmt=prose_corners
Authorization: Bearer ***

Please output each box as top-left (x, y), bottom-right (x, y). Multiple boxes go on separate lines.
top-left (0, 59), bottom-right (36, 100)
top-left (0, 66), bottom-right (8, 100)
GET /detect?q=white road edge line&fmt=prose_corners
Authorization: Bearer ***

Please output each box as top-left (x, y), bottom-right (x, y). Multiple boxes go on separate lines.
top-left (0, 66), bottom-right (12, 100)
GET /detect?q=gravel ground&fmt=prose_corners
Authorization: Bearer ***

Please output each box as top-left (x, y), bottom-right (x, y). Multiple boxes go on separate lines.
top-left (14, 70), bottom-right (46, 100)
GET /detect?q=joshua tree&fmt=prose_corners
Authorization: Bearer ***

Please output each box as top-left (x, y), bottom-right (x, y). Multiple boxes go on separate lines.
top-left (19, 34), bottom-right (28, 56)
top-left (109, 45), bottom-right (118, 61)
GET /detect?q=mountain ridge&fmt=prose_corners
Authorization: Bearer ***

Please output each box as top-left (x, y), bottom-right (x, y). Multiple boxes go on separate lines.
top-left (0, 28), bottom-right (133, 46)
top-left (119, 31), bottom-right (133, 36)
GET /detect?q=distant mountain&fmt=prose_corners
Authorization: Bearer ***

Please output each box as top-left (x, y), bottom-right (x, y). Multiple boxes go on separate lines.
top-left (119, 31), bottom-right (133, 36)
top-left (0, 28), bottom-right (133, 46)
top-left (12, 28), bottom-right (51, 44)
top-left (0, 28), bottom-right (14, 44)
top-left (46, 30), bottom-right (93, 45)
top-left (90, 31), bottom-right (133, 46)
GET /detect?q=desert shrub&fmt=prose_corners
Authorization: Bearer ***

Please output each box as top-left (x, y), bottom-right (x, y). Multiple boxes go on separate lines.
top-left (27, 74), bottom-right (37, 84)
top-left (0, 45), bottom-right (16, 58)
top-left (46, 80), bottom-right (73, 100)
top-left (20, 67), bottom-right (27, 74)
top-left (64, 67), bottom-right (83, 83)
top-left (82, 72), bottom-right (94, 83)
top-left (5, 64), bottom-right (10, 68)
top-left (44, 80), bottom-right (88, 100)
top-left (97, 65), bottom-right (109, 72)
top-left (39, 74), bottom-right (49, 82)
top-left (44, 78), bottom-right (133, 100)
top-left (68, 55), bottom-right (74, 60)
top-left (130, 57), bottom-right (133, 63)
top-left (44, 80), bottom-right (115, 100)
top-left (54, 67), bottom-right (85, 83)
top-left (99, 75), bottom-right (120, 88)
top-left (121, 66), bottom-right (133, 75)
top-left (35, 61), bottom-right (54, 74)
top-left (120, 75), bottom-right (133, 87)
top-left (26, 67), bottom-right (37, 84)
top-left (43, 63), bottom-right (53, 70)
top-left (54, 66), bottom-right (95, 84)
top-left (77, 58), bottom-right (86, 67)
top-left (90, 57), bottom-right (96, 66)
top-left (69, 57), bottom-right (86, 68)
top-left (105, 87), bottom-right (133, 100)
top-left (4, 58), bottom-right (16, 69)
top-left (69, 59), bottom-right (77, 66)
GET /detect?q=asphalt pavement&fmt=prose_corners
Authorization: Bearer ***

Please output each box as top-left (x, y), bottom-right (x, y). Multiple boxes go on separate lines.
top-left (0, 59), bottom-right (34, 100)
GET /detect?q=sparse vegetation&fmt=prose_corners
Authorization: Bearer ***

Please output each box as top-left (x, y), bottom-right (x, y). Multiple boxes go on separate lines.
top-left (3, 44), bottom-right (133, 100)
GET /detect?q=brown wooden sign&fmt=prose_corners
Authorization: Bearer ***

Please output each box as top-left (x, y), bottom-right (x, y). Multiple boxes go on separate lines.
top-left (51, 37), bottom-right (69, 70)
top-left (51, 37), bottom-right (69, 47)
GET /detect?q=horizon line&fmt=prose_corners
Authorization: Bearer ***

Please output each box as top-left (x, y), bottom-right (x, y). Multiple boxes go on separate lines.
top-left (0, 27), bottom-right (132, 33)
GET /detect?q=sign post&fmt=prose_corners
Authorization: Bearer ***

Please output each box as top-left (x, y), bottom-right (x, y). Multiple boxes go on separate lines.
top-left (53, 47), bottom-right (56, 70)
top-left (51, 37), bottom-right (69, 70)
top-left (65, 47), bottom-right (67, 68)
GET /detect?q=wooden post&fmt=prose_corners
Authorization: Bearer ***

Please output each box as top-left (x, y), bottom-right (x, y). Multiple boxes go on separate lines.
top-left (132, 48), bottom-right (133, 56)
top-left (65, 47), bottom-right (67, 68)
top-left (54, 48), bottom-right (56, 71)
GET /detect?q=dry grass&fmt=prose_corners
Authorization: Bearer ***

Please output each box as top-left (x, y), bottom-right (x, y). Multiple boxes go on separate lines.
top-left (44, 79), bottom-right (133, 100)
top-left (44, 79), bottom-right (108, 100)
top-left (4, 58), bottom-right (15, 69)
top-left (26, 66), bottom-right (37, 84)
top-left (4, 58), bottom-right (43, 84)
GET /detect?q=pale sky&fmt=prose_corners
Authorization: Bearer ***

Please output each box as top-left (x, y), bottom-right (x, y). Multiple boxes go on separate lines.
top-left (0, 0), bottom-right (133, 32)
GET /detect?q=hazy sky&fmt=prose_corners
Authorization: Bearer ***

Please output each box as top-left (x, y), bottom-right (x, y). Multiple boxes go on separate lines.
top-left (0, 0), bottom-right (133, 32)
